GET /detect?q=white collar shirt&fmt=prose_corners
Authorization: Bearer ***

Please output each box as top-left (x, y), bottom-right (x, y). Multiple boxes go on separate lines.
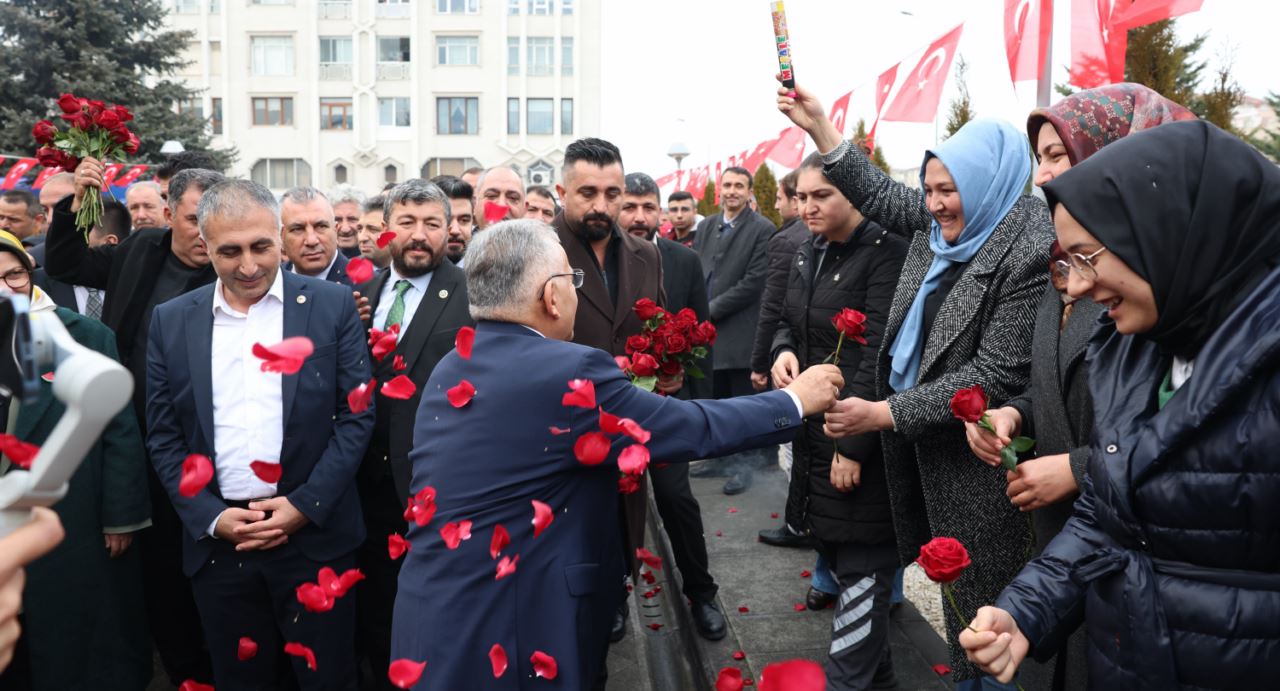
top-left (292, 250), bottom-right (339, 280)
top-left (372, 266), bottom-right (433, 333)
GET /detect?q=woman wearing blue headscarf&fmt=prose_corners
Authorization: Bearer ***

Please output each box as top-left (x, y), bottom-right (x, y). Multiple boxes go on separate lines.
top-left (779, 84), bottom-right (1054, 687)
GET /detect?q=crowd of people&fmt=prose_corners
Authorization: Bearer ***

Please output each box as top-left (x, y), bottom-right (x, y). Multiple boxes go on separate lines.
top-left (0, 75), bottom-right (1276, 691)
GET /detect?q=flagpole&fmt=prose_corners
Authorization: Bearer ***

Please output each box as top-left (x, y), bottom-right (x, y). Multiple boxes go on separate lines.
top-left (1037, 0), bottom-right (1055, 108)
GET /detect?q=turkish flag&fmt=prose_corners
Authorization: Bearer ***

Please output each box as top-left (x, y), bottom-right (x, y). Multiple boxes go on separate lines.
top-left (114, 165), bottom-right (149, 188)
top-left (687, 165), bottom-right (710, 199)
top-left (1, 158), bottom-right (37, 190)
top-left (654, 172), bottom-right (677, 187)
top-left (32, 167), bottom-right (65, 188)
top-left (101, 163), bottom-right (126, 188)
top-left (713, 161), bottom-right (723, 203)
top-left (1069, 0), bottom-right (1127, 88)
top-left (767, 126), bottom-right (807, 168)
top-left (1110, 0), bottom-right (1202, 30)
top-left (881, 23), bottom-right (965, 123)
top-left (1005, 0), bottom-right (1053, 83)
top-left (744, 136), bottom-right (780, 173)
top-left (828, 91), bottom-right (852, 138)
top-left (876, 64), bottom-right (899, 114)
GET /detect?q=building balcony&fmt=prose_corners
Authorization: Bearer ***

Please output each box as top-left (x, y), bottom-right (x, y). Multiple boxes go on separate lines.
top-left (376, 62), bottom-right (410, 80)
top-left (375, 3), bottom-right (410, 19)
top-left (319, 63), bottom-right (352, 81)
top-left (317, 1), bottom-right (350, 19)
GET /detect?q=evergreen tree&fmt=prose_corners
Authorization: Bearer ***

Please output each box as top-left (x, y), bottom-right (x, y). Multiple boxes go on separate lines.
top-left (0, 0), bottom-right (235, 169)
top-left (1192, 63), bottom-right (1245, 133)
top-left (697, 181), bottom-right (720, 217)
top-left (852, 119), bottom-right (891, 174)
top-left (753, 164), bottom-right (781, 227)
top-left (1124, 20), bottom-right (1203, 106)
top-left (944, 57), bottom-right (976, 139)
top-left (1248, 92), bottom-right (1280, 161)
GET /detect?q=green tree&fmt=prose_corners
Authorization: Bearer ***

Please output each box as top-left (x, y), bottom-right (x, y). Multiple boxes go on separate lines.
top-left (753, 164), bottom-right (781, 227)
top-left (1192, 63), bottom-right (1245, 133)
top-left (1248, 91), bottom-right (1280, 161)
top-left (852, 119), bottom-right (891, 174)
top-left (944, 56), bottom-right (976, 139)
top-left (0, 0), bottom-right (235, 169)
top-left (697, 180), bottom-right (720, 217)
top-left (1124, 20), bottom-right (1203, 106)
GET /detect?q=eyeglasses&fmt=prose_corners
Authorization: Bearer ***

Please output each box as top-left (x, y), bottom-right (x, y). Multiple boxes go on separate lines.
top-left (1, 268), bottom-right (30, 290)
top-left (540, 268), bottom-right (584, 295)
top-left (1066, 246), bottom-right (1107, 282)
top-left (1051, 260), bottom-right (1071, 282)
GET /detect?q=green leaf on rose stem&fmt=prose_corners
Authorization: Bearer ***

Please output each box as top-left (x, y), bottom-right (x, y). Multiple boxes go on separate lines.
top-left (632, 376), bottom-right (657, 392)
top-left (1008, 436), bottom-right (1037, 453)
top-left (691, 347), bottom-right (707, 359)
top-left (684, 363), bottom-right (704, 379)
top-left (977, 417), bottom-right (997, 434)
top-left (1000, 447), bottom-right (1018, 473)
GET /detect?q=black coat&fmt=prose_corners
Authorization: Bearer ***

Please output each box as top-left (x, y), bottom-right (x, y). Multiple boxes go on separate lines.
top-left (32, 269), bottom-right (80, 315)
top-left (694, 208), bottom-right (774, 371)
top-left (750, 216), bottom-right (811, 374)
top-left (772, 221), bottom-right (906, 545)
top-left (656, 237), bottom-right (713, 401)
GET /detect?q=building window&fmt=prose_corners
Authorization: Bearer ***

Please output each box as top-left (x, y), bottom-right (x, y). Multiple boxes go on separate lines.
top-left (385, 164), bottom-right (399, 184)
top-left (378, 97), bottom-right (411, 127)
top-left (176, 98), bottom-right (204, 119)
top-left (527, 37), bottom-right (553, 76)
top-left (436, 0), bottom-right (479, 12)
top-left (436, 36), bottom-right (479, 66)
top-left (561, 37), bottom-right (573, 76)
top-left (507, 0), bottom-right (519, 13)
top-left (562, 0), bottom-right (573, 13)
top-left (507, 98), bottom-right (519, 135)
top-left (211, 98), bottom-right (223, 134)
top-left (436, 97), bottom-right (478, 135)
top-left (378, 36), bottom-right (411, 62)
top-left (561, 98), bottom-right (573, 135)
top-left (252, 97), bottom-right (294, 126)
top-left (334, 164), bottom-right (348, 184)
top-left (210, 0), bottom-right (221, 13)
top-left (250, 36), bottom-right (294, 76)
top-left (209, 41), bottom-right (222, 76)
top-left (527, 98), bottom-right (552, 135)
top-left (174, 0), bottom-right (200, 14)
top-left (250, 0), bottom-right (294, 5)
top-left (250, 158), bottom-right (311, 188)
top-left (320, 37), bottom-right (353, 64)
top-left (320, 97), bottom-right (353, 130)
top-left (527, 0), bottom-right (551, 15)
top-left (376, 0), bottom-right (410, 18)
top-left (507, 37), bottom-right (520, 75)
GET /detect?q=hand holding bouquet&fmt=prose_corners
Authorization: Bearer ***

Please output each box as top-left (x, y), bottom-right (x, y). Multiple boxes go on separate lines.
top-left (616, 299), bottom-right (715, 392)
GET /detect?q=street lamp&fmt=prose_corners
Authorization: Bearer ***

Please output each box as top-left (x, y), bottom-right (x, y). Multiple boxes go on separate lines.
top-left (159, 140), bottom-right (185, 155)
top-left (667, 142), bottom-right (691, 172)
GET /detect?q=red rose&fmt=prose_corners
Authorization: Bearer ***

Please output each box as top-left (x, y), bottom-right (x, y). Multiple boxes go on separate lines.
top-left (95, 109), bottom-right (122, 130)
top-left (123, 132), bottom-right (140, 155)
top-left (915, 537), bottom-right (971, 584)
top-left (660, 359), bottom-right (682, 376)
top-left (674, 307), bottom-right (698, 329)
top-left (86, 99), bottom-right (105, 117)
top-left (31, 120), bottom-right (57, 145)
top-left (625, 334), bottom-right (651, 355)
top-left (949, 385), bottom-right (987, 424)
top-left (110, 125), bottom-right (131, 144)
top-left (633, 298), bottom-right (662, 321)
top-left (35, 146), bottom-right (62, 168)
top-left (631, 353), bottom-right (658, 377)
top-left (692, 321), bottom-right (717, 347)
top-left (663, 332), bottom-right (688, 355)
top-left (62, 154), bottom-right (79, 171)
top-left (60, 111), bottom-right (91, 130)
top-left (112, 104), bottom-right (133, 123)
top-left (56, 93), bottom-right (83, 114)
top-left (831, 308), bottom-right (868, 345)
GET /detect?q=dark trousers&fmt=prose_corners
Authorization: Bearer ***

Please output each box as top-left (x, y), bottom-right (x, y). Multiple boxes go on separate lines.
top-left (356, 467), bottom-right (405, 691)
top-left (712, 368), bottom-right (770, 470)
top-left (650, 462), bottom-right (717, 602)
top-left (141, 470), bottom-right (214, 684)
top-left (190, 540), bottom-right (358, 690)
top-left (824, 542), bottom-right (897, 691)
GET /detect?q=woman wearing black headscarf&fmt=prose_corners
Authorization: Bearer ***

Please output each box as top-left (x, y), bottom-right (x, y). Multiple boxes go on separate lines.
top-left (959, 120), bottom-right (1280, 689)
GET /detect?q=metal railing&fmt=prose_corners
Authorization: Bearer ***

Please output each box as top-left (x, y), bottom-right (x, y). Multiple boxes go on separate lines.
top-left (319, 63), bottom-right (352, 81)
top-left (376, 62), bottom-right (410, 80)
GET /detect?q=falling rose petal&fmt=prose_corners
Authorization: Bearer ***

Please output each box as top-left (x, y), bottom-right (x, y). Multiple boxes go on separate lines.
top-left (403, 486), bottom-right (437, 527)
top-left (715, 667), bottom-right (745, 691)
top-left (483, 200), bottom-right (511, 224)
top-left (238, 636), bottom-right (259, 661)
top-left (178, 453), bottom-right (214, 497)
top-left (648, 622), bottom-right (663, 631)
top-left (495, 554), bottom-right (519, 580)
top-left (549, 426), bottom-right (572, 436)
top-left (641, 570), bottom-right (656, 585)
top-left (368, 327), bottom-right (386, 348)
top-left (347, 378), bottom-right (377, 414)
top-left (250, 460), bottom-right (282, 484)
top-left (715, 530), bottom-right (723, 537)
top-left (573, 431), bottom-right (611, 466)
top-left (373, 330), bottom-right (399, 362)
top-left (617, 419), bottom-right (651, 444)
top-left (388, 533), bottom-right (410, 560)
top-left (531, 500), bottom-right (554, 538)
top-left (614, 355), bottom-right (632, 371)
top-left (733, 650), bottom-right (746, 661)
top-left (284, 641), bottom-right (318, 671)
top-left (455, 326), bottom-right (475, 359)
top-left (376, 231), bottom-right (396, 249)
top-left (446, 379), bottom-right (475, 408)
top-left (179, 682), bottom-right (215, 691)
top-left (392, 354), bottom-right (407, 372)
top-left (728, 507), bottom-right (738, 514)
top-left (296, 582), bottom-right (334, 612)
top-left (771, 512), bottom-right (779, 519)
top-left (0, 434), bottom-right (39, 470)
top-left (440, 520), bottom-right (474, 550)
top-left (530, 650), bottom-right (558, 680)
top-left (599, 408), bottom-right (624, 435)
top-left (382, 375), bottom-right (418, 401)
top-left (337, 568), bottom-right (365, 594)
top-left (932, 663), bottom-right (952, 676)
top-left (388, 659), bottom-right (427, 689)
top-left (617, 444), bottom-right (650, 475)
top-left (489, 524), bottom-right (510, 559)
top-left (738, 606), bottom-right (749, 613)
top-left (346, 256), bottom-right (375, 284)
top-left (489, 643), bottom-right (508, 678)
top-left (758, 659), bottom-right (826, 691)
top-left (800, 570), bottom-right (812, 578)
top-left (561, 379), bottom-right (596, 408)
top-left (618, 475), bottom-right (640, 494)
top-left (252, 336), bottom-right (314, 375)
top-left (793, 603), bottom-right (806, 612)
top-left (635, 547), bottom-right (663, 571)
top-left (40, 371), bottom-right (54, 383)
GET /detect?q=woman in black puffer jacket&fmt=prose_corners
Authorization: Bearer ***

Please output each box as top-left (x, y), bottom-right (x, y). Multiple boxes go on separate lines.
top-left (770, 152), bottom-right (907, 689)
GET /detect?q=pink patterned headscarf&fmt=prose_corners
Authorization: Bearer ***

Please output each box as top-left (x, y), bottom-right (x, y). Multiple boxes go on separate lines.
top-left (1027, 83), bottom-right (1197, 165)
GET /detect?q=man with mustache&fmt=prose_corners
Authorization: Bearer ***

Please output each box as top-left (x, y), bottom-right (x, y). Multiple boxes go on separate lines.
top-left (329, 184), bottom-right (367, 259)
top-left (280, 187), bottom-right (353, 287)
top-left (474, 166), bottom-right (525, 231)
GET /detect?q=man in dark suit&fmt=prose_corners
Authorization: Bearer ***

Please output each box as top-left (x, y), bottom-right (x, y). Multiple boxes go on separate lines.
top-left (146, 179), bottom-right (374, 689)
top-left (280, 186), bottom-right (353, 287)
top-left (694, 166), bottom-right (776, 494)
top-left (353, 179), bottom-right (473, 688)
top-left (389, 220), bottom-right (843, 689)
top-left (618, 172), bottom-right (725, 639)
top-left (35, 197), bottom-right (132, 319)
top-left (45, 160), bottom-right (222, 685)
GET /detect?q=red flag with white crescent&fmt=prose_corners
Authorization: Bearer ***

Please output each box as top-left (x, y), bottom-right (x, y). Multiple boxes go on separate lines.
top-left (881, 23), bottom-right (965, 123)
top-left (744, 136), bottom-right (779, 173)
top-left (1005, 0), bottom-right (1053, 83)
top-left (766, 126), bottom-right (807, 168)
top-left (828, 91), bottom-right (852, 138)
top-left (1, 158), bottom-right (37, 190)
top-left (1069, 0), bottom-right (1126, 88)
top-left (1110, 0), bottom-right (1202, 31)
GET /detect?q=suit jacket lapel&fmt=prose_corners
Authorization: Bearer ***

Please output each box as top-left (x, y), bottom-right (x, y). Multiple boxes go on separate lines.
top-left (611, 235), bottom-right (649, 328)
top-left (392, 264), bottom-right (462, 372)
top-left (184, 293), bottom-right (216, 449)
top-left (281, 275), bottom-right (314, 430)
top-left (555, 222), bottom-right (612, 322)
top-left (363, 269), bottom-right (391, 329)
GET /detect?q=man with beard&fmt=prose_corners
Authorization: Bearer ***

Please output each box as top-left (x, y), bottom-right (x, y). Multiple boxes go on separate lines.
top-left (280, 187), bottom-right (352, 287)
top-left (356, 195), bottom-right (392, 269)
top-left (330, 185), bottom-right (367, 258)
top-left (617, 172), bottom-right (726, 640)
top-left (474, 166), bottom-right (524, 230)
top-left (353, 179), bottom-right (472, 687)
top-left (430, 175), bottom-right (475, 266)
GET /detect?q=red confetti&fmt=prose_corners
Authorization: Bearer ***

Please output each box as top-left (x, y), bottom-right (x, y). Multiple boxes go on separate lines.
top-left (531, 500), bottom-right (554, 538)
top-left (178, 453), bottom-right (213, 497)
top-left (758, 660), bottom-right (826, 691)
top-left (284, 641), bottom-right (317, 671)
top-left (715, 667), bottom-right (744, 691)
top-left (738, 606), bottom-right (749, 613)
top-left (483, 200), bottom-right (510, 225)
top-left (932, 663), bottom-right (952, 676)
top-left (446, 379), bottom-right (475, 408)
top-left (179, 682), bottom-right (214, 691)
top-left (561, 379), bottom-right (596, 408)
top-left (530, 650), bottom-right (558, 680)
top-left (635, 547), bottom-right (663, 571)
top-left (376, 230), bottom-right (396, 249)
top-left (618, 444), bottom-right (650, 475)
top-left (793, 603), bottom-right (806, 612)
top-left (347, 377), bottom-right (377, 413)
top-left (382, 375), bottom-right (418, 400)
top-left (388, 659), bottom-right (426, 689)
top-left (388, 533), bottom-right (410, 560)
top-left (771, 512), bottom-right (779, 519)
top-left (490, 524), bottom-right (510, 559)
top-left (346, 256), bottom-right (375, 284)
top-left (573, 431), bottom-right (610, 466)
top-left (455, 326), bottom-right (475, 359)
top-left (249, 460), bottom-right (282, 484)
top-left (440, 520), bottom-right (473, 549)
top-left (495, 554), bottom-right (519, 580)
top-left (251, 336), bottom-right (314, 375)
top-left (404, 486), bottom-right (437, 527)
top-left (733, 650), bottom-right (746, 660)
top-left (392, 354), bottom-right (407, 372)
top-left (238, 636), bottom-right (259, 661)
top-left (489, 643), bottom-right (508, 678)
top-left (295, 582), bottom-right (334, 613)
top-left (648, 622), bottom-right (663, 630)
top-left (549, 426), bottom-right (572, 436)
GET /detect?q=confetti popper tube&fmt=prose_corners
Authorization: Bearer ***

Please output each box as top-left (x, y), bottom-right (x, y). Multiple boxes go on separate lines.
top-left (771, 1), bottom-right (795, 89)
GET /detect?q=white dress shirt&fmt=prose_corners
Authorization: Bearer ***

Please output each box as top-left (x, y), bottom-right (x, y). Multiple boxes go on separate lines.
top-left (371, 266), bottom-right (434, 333)
top-left (292, 250), bottom-right (339, 280)
top-left (72, 284), bottom-right (105, 315)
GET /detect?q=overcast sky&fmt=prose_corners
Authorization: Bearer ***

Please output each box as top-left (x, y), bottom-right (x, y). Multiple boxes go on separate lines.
top-left (598, 0), bottom-right (1276, 185)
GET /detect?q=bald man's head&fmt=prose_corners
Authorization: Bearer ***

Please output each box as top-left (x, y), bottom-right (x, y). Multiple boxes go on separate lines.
top-left (475, 166), bottom-right (525, 229)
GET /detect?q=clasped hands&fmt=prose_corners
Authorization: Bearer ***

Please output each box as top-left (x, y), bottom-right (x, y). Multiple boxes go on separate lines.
top-left (774, 351), bottom-right (892, 438)
top-left (214, 496), bottom-right (309, 552)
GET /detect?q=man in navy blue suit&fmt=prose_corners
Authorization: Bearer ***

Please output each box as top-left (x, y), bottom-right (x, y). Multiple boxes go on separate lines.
top-left (390, 220), bottom-right (843, 689)
top-left (146, 179), bottom-right (374, 689)
top-left (280, 186), bottom-right (354, 287)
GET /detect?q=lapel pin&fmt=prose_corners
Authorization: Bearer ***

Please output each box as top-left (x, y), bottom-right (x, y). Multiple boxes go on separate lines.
top-left (438, 289), bottom-right (449, 299)
top-left (297, 295), bottom-right (307, 304)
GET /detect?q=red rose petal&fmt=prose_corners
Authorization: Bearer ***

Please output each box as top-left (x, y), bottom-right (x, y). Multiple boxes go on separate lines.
top-left (716, 667), bottom-right (745, 691)
top-left (455, 326), bottom-right (475, 359)
top-left (549, 426), bottom-right (572, 436)
top-left (238, 636), bottom-right (259, 661)
top-left (376, 231), bottom-right (396, 249)
top-left (800, 570), bottom-right (812, 578)
top-left (614, 355), bottom-right (632, 371)
top-left (388, 658), bottom-right (426, 689)
top-left (738, 605), bottom-right (749, 613)
top-left (382, 375), bottom-right (418, 401)
top-left (404, 486), bottom-right (437, 527)
top-left (728, 507), bottom-right (738, 514)
top-left (347, 377), bottom-right (377, 414)
top-left (573, 431), bottom-right (611, 466)
top-left (296, 581), bottom-right (334, 612)
top-left (732, 650), bottom-right (746, 661)
top-left (715, 530), bottom-right (723, 537)
top-left (561, 379), bottom-right (597, 408)
top-left (446, 379), bottom-right (475, 408)
top-left (393, 354), bottom-right (407, 372)
top-left (599, 408), bottom-right (623, 435)
top-left (618, 475), bottom-right (640, 494)
top-left (178, 453), bottom-right (214, 497)
top-left (530, 650), bottom-right (558, 680)
top-left (179, 682), bottom-right (215, 691)
top-left (793, 602), bottom-right (809, 612)
top-left (388, 533), bottom-right (410, 560)
top-left (617, 418), bottom-right (651, 444)
top-left (373, 330), bottom-right (399, 362)
top-left (617, 444), bottom-right (650, 475)
top-left (251, 336), bottom-right (314, 375)
top-left (346, 256), bottom-right (375, 284)
top-left (483, 200), bottom-right (511, 224)
top-left (284, 641), bottom-right (317, 671)
top-left (440, 520), bottom-right (474, 549)
top-left (933, 663), bottom-right (952, 676)
top-left (495, 554), bottom-right (519, 580)
top-left (648, 622), bottom-right (663, 631)
top-left (642, 586), bottom-right (662, 598)
top-left (337, 568), bottom-right (365, 594)
top-left (489, 643), bottom-right (508, 678)
top-left (531, 500), bottom-right (554, 538)
top-left (641, 570), bottom-right (656, 585)
top-left (759, 659), bottom-right (826, 691)
top-left (490, 524), bottom-right (510, 559)
top-left (771, 512), bottom-right (779, 519)
top-left (40, 371), bottom-right (54, 383)
top-left (635, 547), bottom-right (663, 571)
top-left (0, 434), bottom-right (39, 470)
top-left (249, 460), bottom-right (282, 484)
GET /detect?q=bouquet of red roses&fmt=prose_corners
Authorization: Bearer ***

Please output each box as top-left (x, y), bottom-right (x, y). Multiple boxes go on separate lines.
top-left (32, 94), bottom-right (140, 237)
top-left (616, 298), bottom-right (715, 392)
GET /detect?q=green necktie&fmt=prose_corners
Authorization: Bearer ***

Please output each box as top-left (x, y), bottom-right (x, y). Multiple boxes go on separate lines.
top-left (383, 280), bottom-right (411, 330)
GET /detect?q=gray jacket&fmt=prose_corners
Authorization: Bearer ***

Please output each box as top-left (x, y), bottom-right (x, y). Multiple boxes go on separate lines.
top-left (694, 207), bottom-right (774, 371)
